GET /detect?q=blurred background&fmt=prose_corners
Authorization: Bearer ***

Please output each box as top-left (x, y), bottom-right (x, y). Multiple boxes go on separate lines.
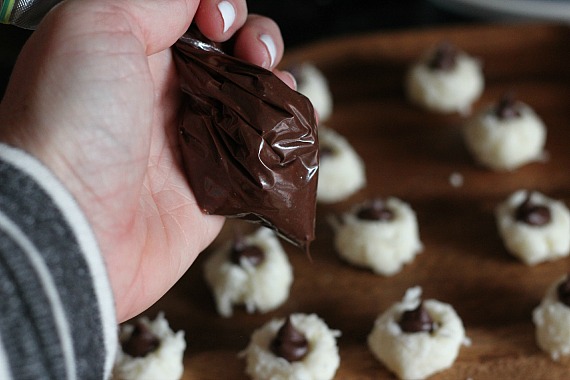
top-left (247, 0), bottom-right (473, 48)
top-left (1, 0), bottom-right (569, 96)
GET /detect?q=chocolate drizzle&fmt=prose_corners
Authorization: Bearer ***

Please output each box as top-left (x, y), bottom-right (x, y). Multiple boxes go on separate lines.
top-left (173, 26), bottom-right (318, 252)
top-left (515, 193), bottom-right (551, 226)
top-left (557, 274), bottom-right (570, 307)
top-left (122, 321), bottom-right (160, 358)
top-left (270, 316), bottom-right (309, 362)
top-left (230, 234), bottom-right (264, 267)
top-left (428, 42), bottom-right (457, 71)
top-left (356, 199), bottom-right (394, 222)
top-left (495, 92), bottom-right (522, 120)
top-left (399, 302), bottom-right (435, 333)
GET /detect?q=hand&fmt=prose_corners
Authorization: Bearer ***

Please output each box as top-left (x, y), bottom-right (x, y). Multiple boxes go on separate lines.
top-left (0, 0), bottom-right (295, 322)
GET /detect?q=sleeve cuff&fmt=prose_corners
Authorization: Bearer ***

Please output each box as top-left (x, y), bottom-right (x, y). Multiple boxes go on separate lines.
top-left (0, 143), bottom-right (117, 379)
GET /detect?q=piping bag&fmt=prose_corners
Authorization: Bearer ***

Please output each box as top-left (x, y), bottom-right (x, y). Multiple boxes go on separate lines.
top-left (172, 27), bottom-right (319, 252)
top-left (2, 2), bottom-right (319, 251)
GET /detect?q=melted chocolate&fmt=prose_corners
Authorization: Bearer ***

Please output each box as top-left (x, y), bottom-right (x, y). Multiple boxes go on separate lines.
top-left (495, 92), bottom-right (522, 120)
top-left (122, 321), bottom-right (160, 358)
top-left (515, 193), bottom-right (551, 226)
top-left (557, 274), bottom-right (570, 307)
top-left (173, 27), bottom-right (318, 251)
top-left (270, 316), bottom-right (309, 362)
top-left (229, 235), bottom-right (264, 267)
top-left (428, 42), bottom-right (457, 71)
top-left (399, 302), bottom-right (435, 333)
top-left (356, 199), bottom-right (394, 221)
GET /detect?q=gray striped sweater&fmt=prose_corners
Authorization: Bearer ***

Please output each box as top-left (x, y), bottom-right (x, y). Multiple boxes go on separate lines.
top-left (0, 143), bottom-right (117, 379)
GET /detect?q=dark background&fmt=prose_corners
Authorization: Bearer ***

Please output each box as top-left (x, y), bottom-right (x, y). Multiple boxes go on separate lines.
top-left (247, 0), bottom-right (474, 48)
top-left (0, 0), bottom-right (484, 96)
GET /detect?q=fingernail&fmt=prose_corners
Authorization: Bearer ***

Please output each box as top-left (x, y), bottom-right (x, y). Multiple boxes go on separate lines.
top-left (284, 71), bottom-right (297, 90)
top-left (218, 1), bottom-right (235, 34)
top-left (259, 34), bottom-right (276, 68)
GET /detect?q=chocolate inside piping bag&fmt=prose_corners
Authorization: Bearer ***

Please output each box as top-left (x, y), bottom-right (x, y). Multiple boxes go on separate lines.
top-left (172, 28), bottom-right (319, 251)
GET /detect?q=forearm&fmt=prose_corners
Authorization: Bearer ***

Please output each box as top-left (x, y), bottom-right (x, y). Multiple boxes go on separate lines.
top-left (0, 143), bottom-right (116, 379)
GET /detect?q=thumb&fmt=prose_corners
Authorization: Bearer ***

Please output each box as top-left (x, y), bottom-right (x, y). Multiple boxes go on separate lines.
top-left (43, 0), bottom-right (199, 55)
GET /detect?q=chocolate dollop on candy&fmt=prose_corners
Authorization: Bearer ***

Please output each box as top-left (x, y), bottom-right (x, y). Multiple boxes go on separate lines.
top-left (428, 42), bottom-right (457, 71)
top-left (230, 235), bottom-right (265, 267)
top-left (557, 274), bottom-right (570, 307)
top-left (122, 321), bottom-right (160, 358)
top-left (399, 302), bottom-right (435, 333)
top-left (356, 199), bottom-right (394, 221)
top-left (270, 316), bottom-right (309, 362)
top-left (495, 92), bottom-right (522, 120)
top-left (172, 27), bottom-right (319, 251)
top-left (515, 193), bottom-right (551, 226)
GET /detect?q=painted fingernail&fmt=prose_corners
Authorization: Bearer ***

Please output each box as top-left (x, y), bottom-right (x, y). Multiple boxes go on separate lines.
top-left (260, 34), bottom-right (277, 68)
top-left (284, 71), bottom-right (297, 90)
top-left (218, 1), bottom-right (235, 34)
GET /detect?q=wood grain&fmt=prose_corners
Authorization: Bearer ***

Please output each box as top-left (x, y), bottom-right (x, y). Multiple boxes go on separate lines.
top-left (147, 23), bottom-right (570, 379)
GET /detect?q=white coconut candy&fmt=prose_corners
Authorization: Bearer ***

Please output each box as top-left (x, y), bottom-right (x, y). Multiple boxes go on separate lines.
top-left (464, 95), bottom-right (546, 171)
top-left (533, 274), bottom-right (570, 361)
top-left (406, 42), bottom-right (483, 115)
top-left (113, 312), bottom-right (186, 380)
top-left (241, 313), bottom-right (341, 380)
top-left (332, 197), bottom-right (423, 276)
top-left (204, 227), bottom-right (293, 317)
top-left (291, 62), bottom-right (333, 122)
top-left (368, 287), bottom-right (467, 380)
top-left (496, 190), bottom-right (570, 265)
top-left (317, 126), bottom-right (366, 204)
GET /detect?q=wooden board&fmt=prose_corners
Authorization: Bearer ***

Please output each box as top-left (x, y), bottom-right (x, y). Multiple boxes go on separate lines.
top-left (147, 23), bottom-right (570, 379)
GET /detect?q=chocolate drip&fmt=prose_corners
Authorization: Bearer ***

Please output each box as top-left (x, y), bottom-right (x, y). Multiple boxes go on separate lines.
top-left (356, 199), bottom-right (394, 221)
top-left (399, 302), bottom-right (435, 333)
top-left (515, 193), bottom-right (551, 226)
top-left (270, 316), bottom-right (309, 362)
top-left (428, 42), bottom-right (457, 71)
top-left (495, 92), bottom-right (522, 120)
top-left (173, 26), bottom-right (318, 252)
top-left (557, 274), bottom-right (570, 307)
top-left (122, 321), bottom-right (160, 358)
top-left (230, 235), bottom-right (264, 267)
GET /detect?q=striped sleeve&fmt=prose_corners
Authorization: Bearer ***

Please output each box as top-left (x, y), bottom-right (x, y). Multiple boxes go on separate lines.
top-left (0, 143), bottom-right (117, 380)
